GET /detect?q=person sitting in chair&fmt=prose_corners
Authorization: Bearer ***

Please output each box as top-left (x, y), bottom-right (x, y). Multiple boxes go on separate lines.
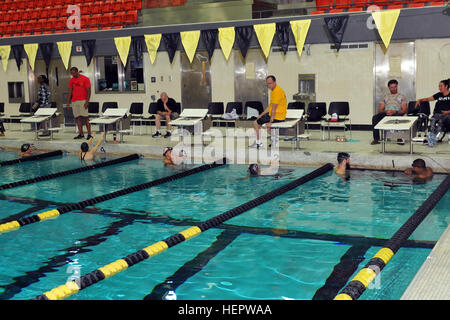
top-left (152, 92), bottom-right (177, 139)
top-left (416, 78), bottom-right (450, 143)
top-left (249, 76), bottom-right (287, 149)
top-left (371, 79), bottom-right (407, 145)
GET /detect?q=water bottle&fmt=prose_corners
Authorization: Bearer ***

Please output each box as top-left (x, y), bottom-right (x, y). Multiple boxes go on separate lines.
top-left (427, 132), bottom-right (435, 147)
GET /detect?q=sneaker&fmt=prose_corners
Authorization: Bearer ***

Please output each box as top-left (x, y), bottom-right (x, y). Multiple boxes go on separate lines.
top-left (249, 141), bottom-right (263, 149)
top-left (370, 140), bottom-right (380, 145)
top-left (152, 131), bottom-right (162, 138)
top-left (86, 134), bottom-right (93, 140)
top-left (396, 138), bottom-right (405, 145)
top-left (164, 132), bottom-right (172, 138)
top-left (74, 134), bottom-right (84, 139)
top-left (0, 132), bottom-right (4, 137)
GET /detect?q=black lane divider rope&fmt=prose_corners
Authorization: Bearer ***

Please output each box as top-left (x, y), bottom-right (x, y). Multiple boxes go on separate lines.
top-left (0, 150), bottom-right (63, 167)
top-left (335, 174), bottom-right (450, 300)
top-left (0, 154), bottom-right (140, 191)
top-left (0, 158), bottom-right (226, 235)
top-left (34, 162), bottom-right (333, 300)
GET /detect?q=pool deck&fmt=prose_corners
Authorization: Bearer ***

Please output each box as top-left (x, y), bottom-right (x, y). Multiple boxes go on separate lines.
top-left (0, 123), bottom-right (449, 172)
top-left (401, 224), bottom-right (450, 300)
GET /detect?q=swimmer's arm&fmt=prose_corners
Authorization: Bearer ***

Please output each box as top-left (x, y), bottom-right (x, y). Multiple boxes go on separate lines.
top-left (404, 168), bottom-right (413, 176)
top-left (90, 132), bottom-right (105, 153)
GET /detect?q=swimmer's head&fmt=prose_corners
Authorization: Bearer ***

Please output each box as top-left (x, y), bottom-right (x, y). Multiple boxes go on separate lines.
top-left (80, 142), bottom-right (89, 152)
top-left (337, 152), bottom-right (350, 164)
top-left (248, 163), bottom-right (259, 176)
top-left (163, 147), bottom-right (173, 157)
top-left (412, 158), bottom-right (426, 169)
top-left (21, 143), bottom-right (31, 153)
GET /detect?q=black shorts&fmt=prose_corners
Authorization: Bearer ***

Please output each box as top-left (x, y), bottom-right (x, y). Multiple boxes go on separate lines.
top-left (256, 114), bottom-right (284, 126)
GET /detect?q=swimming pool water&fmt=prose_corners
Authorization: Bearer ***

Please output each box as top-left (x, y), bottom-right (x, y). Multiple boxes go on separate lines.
top-left (0, 151), bottom-right (448, 300)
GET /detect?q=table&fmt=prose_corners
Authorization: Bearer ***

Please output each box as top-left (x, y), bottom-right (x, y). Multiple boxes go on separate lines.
top-left (374, 116), bottom-right (418, 154)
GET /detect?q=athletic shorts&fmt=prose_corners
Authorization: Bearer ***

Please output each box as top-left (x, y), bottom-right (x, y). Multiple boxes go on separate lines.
top-left (256, 113), bottom-right (284, 126)
top-left (72, 100), bottom-right (89, 118)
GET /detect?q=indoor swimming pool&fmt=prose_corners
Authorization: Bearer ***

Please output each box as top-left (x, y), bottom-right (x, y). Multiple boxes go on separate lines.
top-left (0, 150), bottom-right (448, 300)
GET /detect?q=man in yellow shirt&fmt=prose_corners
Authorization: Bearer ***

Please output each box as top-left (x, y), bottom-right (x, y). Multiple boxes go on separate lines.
top-left (249, 75), bottom-right (287, 149)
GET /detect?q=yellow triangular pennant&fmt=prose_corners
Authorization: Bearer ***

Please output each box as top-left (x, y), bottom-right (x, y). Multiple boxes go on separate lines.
top-left (254, 23), bottom-right (276, 59)
top-left (57, 41), bottom-right (72, 70)
top-left (218, 27), bottom-right (235, 61)
top-left (114, 36), bottom-right (131, 67)
top-left (180, 30), bottom-right (200, 63)
top-left (24, 43), bottom-right (38, 71)
top-left (372, 9), bottom-right (400, 49)
top-left (144, 34), bottom-right (161, 64)
top-left (0, 45), bottom-right (11, 72)
top-left (290, 20), bottom-right (311, 58)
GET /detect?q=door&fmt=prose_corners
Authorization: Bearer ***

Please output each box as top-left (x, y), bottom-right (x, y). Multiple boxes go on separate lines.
top-left (374, 42), bottom-right (416, 113)
top-left (30, 59), bottom-right (71, 113)
top-left (180, 51), bottom-right (211, 109)
top-left (234, 48), bottom-right (268, 107)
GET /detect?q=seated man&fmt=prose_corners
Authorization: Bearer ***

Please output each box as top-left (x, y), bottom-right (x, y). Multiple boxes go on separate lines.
top-left (416, 78), bottom-right (450, 143)
top-left (152, 92), bottom-right (177, 139)
top-left (18, 143), bottom-right (39, 157)
top-left (371, 79), bottom-right (407, 145)
top-left (79, 131), bottom-right (105, 161)
top-left (162, 146), bottom-right (184, 166)
top-left (249, 75), bottom-right (287, 149)
top-left (404, 158), bottom-right (433, 180)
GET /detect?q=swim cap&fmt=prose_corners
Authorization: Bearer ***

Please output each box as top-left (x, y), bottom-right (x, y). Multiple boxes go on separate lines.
top-left (248, 163), bottom-right (259, 176)
top-left (81, 142), bottom-right (89, 152)
top-left (21, 143), bottom-right (30, 152)
top-left (163, 147), bottom-right (173, 157)
top-left (337, 152), bottom-right (350, 163)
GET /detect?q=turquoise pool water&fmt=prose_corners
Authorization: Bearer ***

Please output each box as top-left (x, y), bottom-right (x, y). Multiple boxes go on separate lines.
top-left (0, 151), bottom-right (448, 300)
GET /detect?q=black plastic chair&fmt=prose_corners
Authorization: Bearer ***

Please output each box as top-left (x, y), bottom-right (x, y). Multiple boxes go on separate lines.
top-left (288, 101), bottom-right (305, 110)
top-left (305, 102), bottom-right (327, 135)
top-left (19, 102), bottom-right (32, 114)
top-left (226, 102), bottom-right (243, 115)
top-left (173, 102), bottom-right (181, 114)
top-left (407, 101), bottom-right (431, 135)
top-left (322, 101), bottom-right (351, 140)
top-left (245, 101), bottom-right (264, 119)
top-left (208, 102), bottom-right (225, 116)
top-left (407, 101), bottom-right (430, 116)
top-left (128, 102), bottom-right (144, 135)
top-left (88, 102), bottom-right (100, 117)
top-left (102, 101), bottom-right (118, 113)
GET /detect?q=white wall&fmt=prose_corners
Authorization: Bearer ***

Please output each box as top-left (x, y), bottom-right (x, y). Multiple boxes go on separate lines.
top-left (416, 39), bottom-right (450, 108)
top-left (268, 43), bottom-right (374, 124)
top-left (1, 38), bottom-right (448, 123)
top-left (0, 58), bottom-right (31, 116)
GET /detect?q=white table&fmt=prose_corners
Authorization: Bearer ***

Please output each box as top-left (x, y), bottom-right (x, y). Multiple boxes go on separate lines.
top-left (374, 116), bottom-right (418, 154)
top-left (20, 108), bottom-right (58, 140)
top-left (90, 108), bottom-right (129, 142)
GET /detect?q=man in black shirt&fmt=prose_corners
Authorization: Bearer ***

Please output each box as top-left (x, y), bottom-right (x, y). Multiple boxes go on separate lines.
top-left (152, 92), bottom-right (177, 138)
top-left (416, 79), bottom-right (450, 140)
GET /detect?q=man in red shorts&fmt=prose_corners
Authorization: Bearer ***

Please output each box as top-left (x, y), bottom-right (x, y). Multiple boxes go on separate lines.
top-left (67, 67), bottom-right (92, 140)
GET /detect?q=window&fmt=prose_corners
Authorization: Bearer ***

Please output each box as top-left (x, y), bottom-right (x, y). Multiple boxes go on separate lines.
top-left (94, 56), bottom-right (145, 93)
top-left (8, 82), bottom-right (24, 103)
